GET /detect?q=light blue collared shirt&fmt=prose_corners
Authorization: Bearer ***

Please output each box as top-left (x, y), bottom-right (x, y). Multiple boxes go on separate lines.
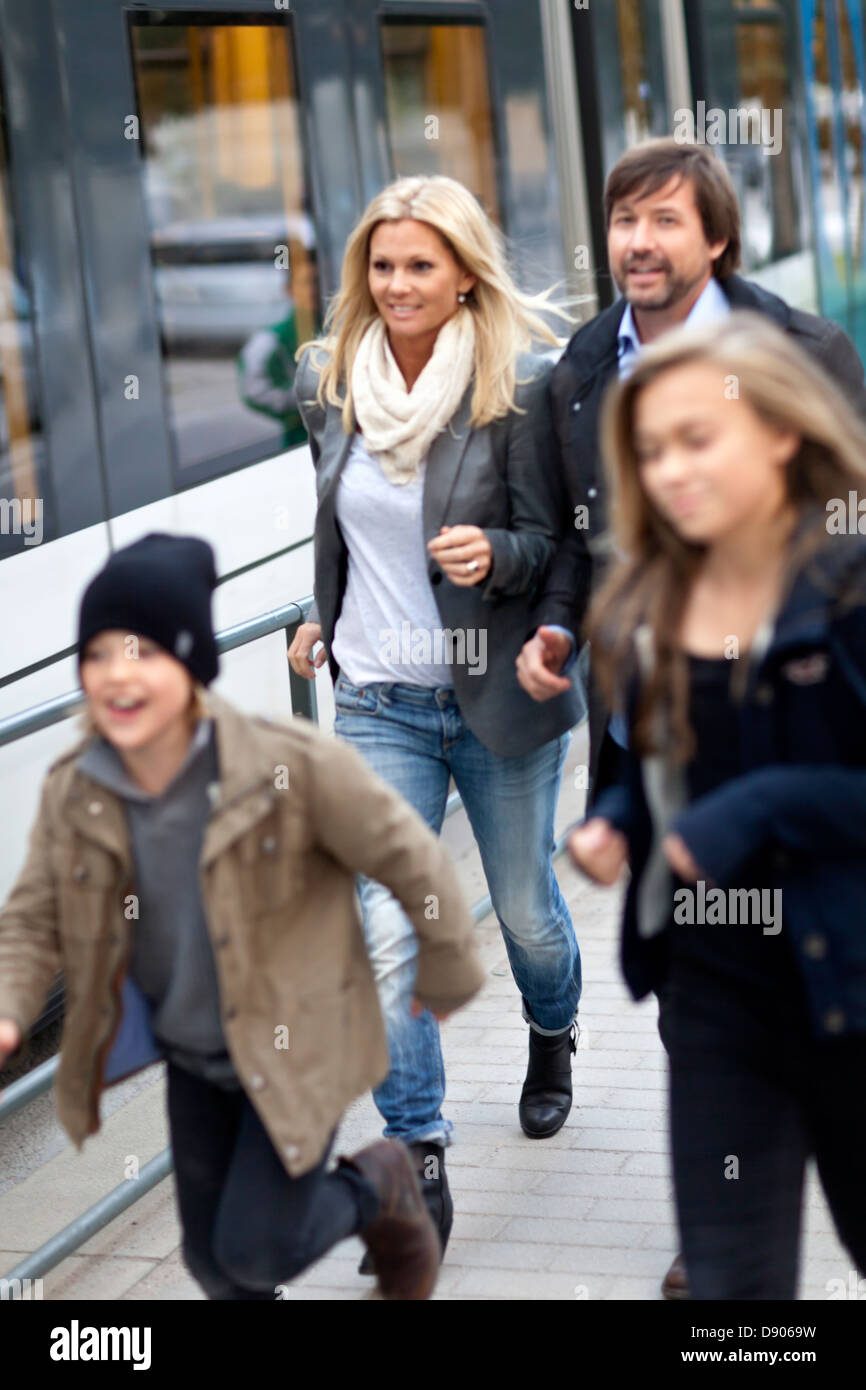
top-left (551, 276), bottom-right (731, 744)
top-left (616, 274), bottom-right (730, 380)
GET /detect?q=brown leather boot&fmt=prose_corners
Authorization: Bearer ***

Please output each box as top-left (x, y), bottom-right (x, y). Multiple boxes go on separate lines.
top-left (339, 1139), bottom-right (440, 1300)
top-left (661, 1252), bottom-right (690, 1300)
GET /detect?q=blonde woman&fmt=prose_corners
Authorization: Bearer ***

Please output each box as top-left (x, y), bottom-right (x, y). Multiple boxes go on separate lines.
top-left (288, 175), bottom-right (584, 1261)
top-left (570, 312), bottom-right (866, 1299)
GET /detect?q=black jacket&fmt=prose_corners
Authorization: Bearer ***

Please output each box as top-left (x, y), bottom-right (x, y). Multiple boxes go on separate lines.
top-left (592, 531), bottom-right (866, 1038)
top-left (534, 273), bottom-right (866, 642)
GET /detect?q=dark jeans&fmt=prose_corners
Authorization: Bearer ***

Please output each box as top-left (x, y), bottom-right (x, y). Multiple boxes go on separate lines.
top-left (661, 959), bottom-right (866, 1299)
top-left (166, 1062), bottom-right (380, 1300)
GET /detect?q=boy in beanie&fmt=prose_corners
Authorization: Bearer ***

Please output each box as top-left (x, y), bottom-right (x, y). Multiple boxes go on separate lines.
top-left (0, 533), bottom-right (484, 1300)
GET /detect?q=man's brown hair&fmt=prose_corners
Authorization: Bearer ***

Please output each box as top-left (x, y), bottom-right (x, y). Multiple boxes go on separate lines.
top-left (604, 138), bottom-right (741, 279)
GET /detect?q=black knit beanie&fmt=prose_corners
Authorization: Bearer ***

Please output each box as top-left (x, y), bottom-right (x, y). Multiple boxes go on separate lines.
top-left (77, 533), bottom-right (219, 686)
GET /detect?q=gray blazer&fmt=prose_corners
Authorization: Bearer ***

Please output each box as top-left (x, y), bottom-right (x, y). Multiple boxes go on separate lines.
top-left (295, 347), bottom-right (583, 757)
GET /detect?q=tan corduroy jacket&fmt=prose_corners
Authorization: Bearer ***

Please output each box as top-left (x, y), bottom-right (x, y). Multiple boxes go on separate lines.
top-left (0, 695), bottom-right (484, 1175)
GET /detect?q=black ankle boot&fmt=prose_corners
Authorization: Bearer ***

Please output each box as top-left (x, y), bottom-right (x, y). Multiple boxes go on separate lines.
top-left (518, 1024), bottom-right (577, 1138)
top-left (358, 1142), bottom-right (452, 1274)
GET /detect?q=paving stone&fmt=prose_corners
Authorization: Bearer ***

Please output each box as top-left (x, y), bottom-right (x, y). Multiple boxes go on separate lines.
top-left (586, 1197), bottom-right (673, 1224)
top-left (450, 1267), bottom-right (615, 1300)
top-left (532, 1172), bottom-right (673, 1201)
top-left (501, 1217), bottom-right (651, 1248)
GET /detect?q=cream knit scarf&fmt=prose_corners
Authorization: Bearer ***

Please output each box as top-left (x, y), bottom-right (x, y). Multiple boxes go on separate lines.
top-left (350, 306), bottom-right (476, 484)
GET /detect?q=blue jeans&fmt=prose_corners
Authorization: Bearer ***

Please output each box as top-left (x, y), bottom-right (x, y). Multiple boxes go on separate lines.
top-left (334, 676), bottom-right (582, 1147)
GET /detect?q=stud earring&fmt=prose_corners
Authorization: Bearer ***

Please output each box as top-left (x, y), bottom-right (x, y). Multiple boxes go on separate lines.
top-left (458, 292), bottom-right (467, 303)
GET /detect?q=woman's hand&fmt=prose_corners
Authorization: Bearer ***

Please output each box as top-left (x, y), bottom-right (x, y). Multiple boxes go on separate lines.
top-left (0, 1018), bottom-right (22, 1068)
top-left (427, 526), bottom-right (493, 586)
top-left (662, 833), bottom-right (704, 884)
top-left (287, 622), bottom-right (327, 680)
top-left (567, 817), bottom-right (629, 885)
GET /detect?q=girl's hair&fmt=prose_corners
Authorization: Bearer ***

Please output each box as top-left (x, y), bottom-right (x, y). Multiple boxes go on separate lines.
top-left (79, 682), bottom-right (209, 739)
top-left (299, 174), bottom-right (569, 429)
top-left (587, 310), bottom-right (866, 761)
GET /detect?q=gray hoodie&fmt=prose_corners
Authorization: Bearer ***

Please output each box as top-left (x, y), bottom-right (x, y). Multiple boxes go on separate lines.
top-left (76, 719), bottom-right (239, 1087)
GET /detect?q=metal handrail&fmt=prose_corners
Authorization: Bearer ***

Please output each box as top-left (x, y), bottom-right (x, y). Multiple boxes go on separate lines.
top-left (0, 590), bottom-right (569, 1290)
top-left (0, 597), bottom-right (316, 749)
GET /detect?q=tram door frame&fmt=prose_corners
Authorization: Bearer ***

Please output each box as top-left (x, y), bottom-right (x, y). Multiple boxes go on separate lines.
top-left (800, 0), bottom-right (866, 357)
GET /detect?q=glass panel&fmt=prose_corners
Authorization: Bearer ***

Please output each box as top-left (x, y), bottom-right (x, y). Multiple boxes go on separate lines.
top-left (809, 0), bottom-right (848, 321)
top-left (381, 22), bottom-right (500, 223)
top-left (837, 2), bottom-right (864, 274)
top-left (731, 0), bottom-right (802, 267)
top-left (615, 0), bottom-right (655, 147)
top-left (0, 89), bottom-right (46, 557)
top-left (129, 15), bottom-right (320, 478)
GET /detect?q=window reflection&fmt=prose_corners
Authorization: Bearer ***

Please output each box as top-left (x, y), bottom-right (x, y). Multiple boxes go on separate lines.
top-left (381, 22), bottom-right (500, 223)
top-left (129, 17), bottom-right (320, 477)
top-left (0, 91), bottom-right (45, 555)
top-left (810, 0), bottom-right (846, 300)
top-left (615, 0), bottom-right (655, 147)
top-left (836, 1), bottom-right (864, 274)
top-left (732, 0), bottom-right (802, 268)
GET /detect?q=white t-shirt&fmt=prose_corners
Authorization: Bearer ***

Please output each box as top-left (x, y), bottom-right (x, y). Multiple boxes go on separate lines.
top-left (332, 433), bottom-right (453, 687)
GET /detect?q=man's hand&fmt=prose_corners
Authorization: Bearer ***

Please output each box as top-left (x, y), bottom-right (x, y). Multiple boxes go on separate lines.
top-left (567, 818), bottom-right (628, 886)
top-left (287, 622), bottom-right (327, 680)
top-left (516, 627), bottom-right (573, 701)
top-left (0, 1018), bottom-right (22, 1069)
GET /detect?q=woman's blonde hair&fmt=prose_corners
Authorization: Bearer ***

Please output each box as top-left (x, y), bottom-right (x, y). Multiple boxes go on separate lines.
top-left (300, 174), bottom-right (569, 429)
top-left (588, 310), bottom-right (866, 759)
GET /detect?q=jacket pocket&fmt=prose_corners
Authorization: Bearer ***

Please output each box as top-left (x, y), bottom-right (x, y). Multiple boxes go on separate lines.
top-left (52, 843), bottom-right (122, 939)
top-left (238, 809), bottom-right (309, 914)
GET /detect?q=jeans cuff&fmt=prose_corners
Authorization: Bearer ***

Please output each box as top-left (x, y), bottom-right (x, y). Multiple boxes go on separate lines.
top-left (522, 998), bottom-right (579, 1037)
top-left (381, 1119), bottom-right (454, 1148)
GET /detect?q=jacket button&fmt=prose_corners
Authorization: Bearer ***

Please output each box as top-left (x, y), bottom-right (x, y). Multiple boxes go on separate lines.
top-left (261, 836), bottom-right (277, 854)
top-left (824, 1008), bottom-right (845, 1033)
top-left (249, 1073), bottom-right (266, 1090)
top-left (88, 800), bottom-right (104, 816)
top-left (755, 684), bottom-right (774, 705)
top-left (215, 935), bottom-right (229, 949)
top-left (225, 1006), bottom-right (238, 1020)
top-left (802, 933), bottom-right (827, 960)
top-left (430, 570), bottom-right (443, 585)
top-left (72, 864), bottom-right (89, 882)
top-left (284, 1143), bottom-right (301, 1161)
